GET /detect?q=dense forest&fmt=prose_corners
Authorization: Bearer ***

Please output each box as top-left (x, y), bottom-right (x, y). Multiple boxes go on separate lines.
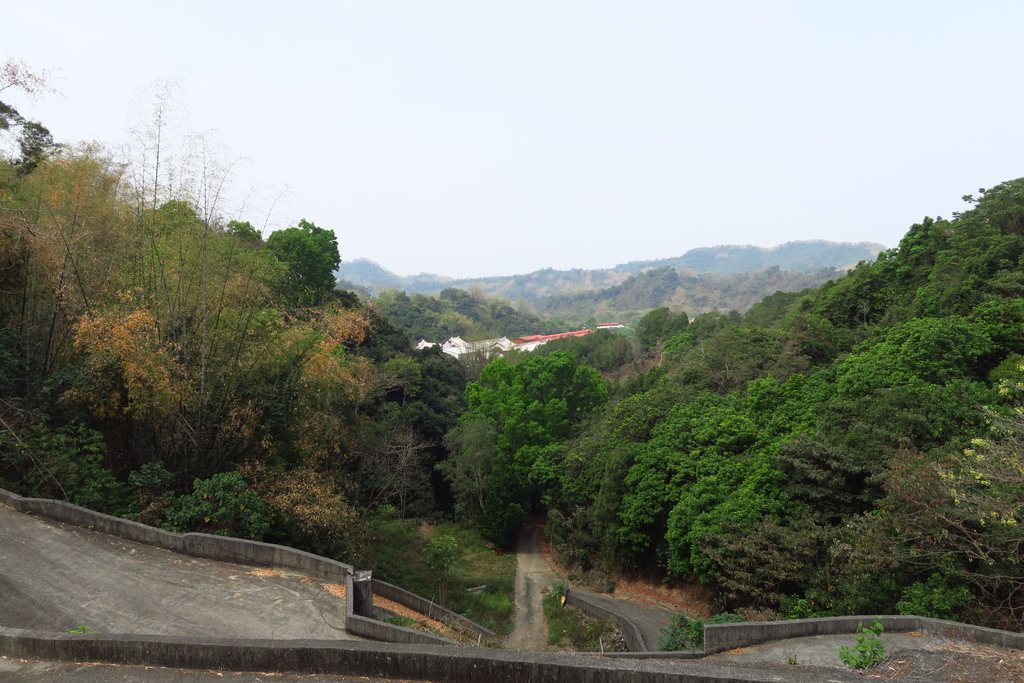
top-left (526, 184), bottom-right (1024, 630)
top-left (370, 287), bottom-right (569, 345)
top-left (4, 65), bottom-right (1024, 633)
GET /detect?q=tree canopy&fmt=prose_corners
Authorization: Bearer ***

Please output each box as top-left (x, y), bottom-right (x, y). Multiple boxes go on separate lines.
top-left (265, 219), bottom-right (341, 305)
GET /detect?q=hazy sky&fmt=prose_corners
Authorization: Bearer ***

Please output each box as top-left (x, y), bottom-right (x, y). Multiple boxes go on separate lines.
top-left (4, 1), bottom-right (1023, 278)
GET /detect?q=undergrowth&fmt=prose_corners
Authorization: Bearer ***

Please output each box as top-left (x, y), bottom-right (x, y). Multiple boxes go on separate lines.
top-left (350, 511), bottom-right (516, 635)
top-left (543, 583), bottom-right (617, 651)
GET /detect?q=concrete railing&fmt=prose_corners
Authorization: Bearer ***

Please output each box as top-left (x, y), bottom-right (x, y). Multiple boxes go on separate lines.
top-left (703, 614), bottom-right (1024, 655)
top-left (564, 587), bottom-right (647, 652)
top-left (0, 489), bottom-right (477, 646)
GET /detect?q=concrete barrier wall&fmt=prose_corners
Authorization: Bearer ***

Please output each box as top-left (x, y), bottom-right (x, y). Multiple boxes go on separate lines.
top-left (1, 491), bottom-right (186, 551)
top-left (564, 588), bottom-right (647, 652)
top-left (0, 626), bottom-right (787, 683)
top-left (344, 573), bottom-right (457, 645)
top-left (0, 489), bottom-right (356, 582)
top-left (372, 579), bottom-right (496, 642)
top-left (703, 614), bottom-right (1024, 655)
top-left (346, 613), bottom-right (456, 645)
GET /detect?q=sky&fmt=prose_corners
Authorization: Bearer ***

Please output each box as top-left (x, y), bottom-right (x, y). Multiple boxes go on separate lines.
top-left (3, 1), bottom-right (1024, 279)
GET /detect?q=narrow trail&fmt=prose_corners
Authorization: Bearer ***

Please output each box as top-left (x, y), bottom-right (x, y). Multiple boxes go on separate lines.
top-left (504, 519), bottom-right (558, 651)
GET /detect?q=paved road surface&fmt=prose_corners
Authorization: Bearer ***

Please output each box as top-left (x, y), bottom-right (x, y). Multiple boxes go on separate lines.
top-left (0, 657), bottom-right (414, 682)
top-left (0, 504), bottom-right (354, 640)
top-left (570, 587), bottom-right (673, 650)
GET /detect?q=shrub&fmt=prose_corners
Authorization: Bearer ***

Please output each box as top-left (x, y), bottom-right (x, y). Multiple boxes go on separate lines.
top-left (0, 422), bottom-right (130, 515)
top-left (164, 471), bottom-right (269, 540)
top-left (657, 611), bottom-right (745, 651)
top-left (896, 573), bottom-right (974, 621)
top-left (543, 583), bottom-right (616, 650)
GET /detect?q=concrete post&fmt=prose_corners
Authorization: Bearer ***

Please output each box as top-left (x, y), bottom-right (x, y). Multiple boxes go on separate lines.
top-left (352, 570), bottom-right (373, 617)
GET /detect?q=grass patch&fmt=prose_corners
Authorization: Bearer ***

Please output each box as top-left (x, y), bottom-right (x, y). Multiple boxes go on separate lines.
top-left (543, 583), bottom-right (617, 651)
top-left (350, 513), bottom-right (516, 636)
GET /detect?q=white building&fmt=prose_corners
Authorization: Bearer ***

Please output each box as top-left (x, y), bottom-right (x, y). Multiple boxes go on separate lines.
top-left (439, 336), bottom-right (515, 360)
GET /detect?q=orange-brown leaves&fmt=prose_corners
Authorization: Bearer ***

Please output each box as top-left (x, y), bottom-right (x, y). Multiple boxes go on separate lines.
top-left (64, 305), bottom-right (186, 419)
top-left (243, 462), bottom-right (357, 552)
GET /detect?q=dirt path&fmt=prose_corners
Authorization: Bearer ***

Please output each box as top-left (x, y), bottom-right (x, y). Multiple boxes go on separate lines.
top-left (504, 520), bottom-right (559, 650)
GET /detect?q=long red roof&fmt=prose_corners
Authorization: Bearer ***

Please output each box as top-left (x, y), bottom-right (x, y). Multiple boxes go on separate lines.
top-left (512, 329), bottom-right (592, 344)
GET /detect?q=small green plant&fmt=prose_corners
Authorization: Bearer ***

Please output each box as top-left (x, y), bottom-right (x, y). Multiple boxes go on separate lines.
top-left (657, 612), bottom-right (745, 651)
top-left (786, 655), bottom-right (799, 665)
top-left (69, 625), bottom-right (98, 634)
top-left (779, 595), bottom-right (834, 620)
top-left (383, 615), bottom-right (416, 628)
top-left (837, 618), bottom-right (887, 669)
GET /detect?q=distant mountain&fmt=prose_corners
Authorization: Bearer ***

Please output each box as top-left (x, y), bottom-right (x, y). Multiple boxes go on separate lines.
top-left (611, 240), bottom-right (886, 276)
top-left (337, 240), bottom-right (886, 303)
top-left (530, 265), bottom-right (845, 325)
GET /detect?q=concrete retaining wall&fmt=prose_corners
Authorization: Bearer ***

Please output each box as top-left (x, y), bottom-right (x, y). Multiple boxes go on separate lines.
top-left (0, 626), bottom-right (801, 683)
top-left (373, 579), bottom-right (496, 642)
top-left (345, 574), bottom-right (456, 645)
top-left (564, 587), bottom-right (647, 652)
top-left (703, 615), bottom-right (1024, 655)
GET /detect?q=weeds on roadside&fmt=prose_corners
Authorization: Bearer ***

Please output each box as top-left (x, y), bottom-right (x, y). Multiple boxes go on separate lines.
top-left (837, 618), bottom-right (886, 669)
top-left (543, 583), bottom-right (616, 651)
top-left (657, 612), bottom-right (745, 651)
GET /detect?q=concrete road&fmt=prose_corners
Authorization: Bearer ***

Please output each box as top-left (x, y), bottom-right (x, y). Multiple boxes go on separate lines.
top-left (570, 587), bottom-right (673, 651)
top-left (0, 504), bottom-right (355, 640)
top-left (0, 655), bottom-right (422, 682)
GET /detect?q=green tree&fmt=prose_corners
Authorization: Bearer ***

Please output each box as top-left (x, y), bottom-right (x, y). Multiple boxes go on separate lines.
top-left (454, 351), bottom-right (607, 546)
top-left (437, 415), bottom-right (497, 522)
top-left (425, 534), bottom-right (459, 606)
top-left (265, 219), bottom-right (341, 305)
top-left (226, 220), bottom-right (262, 246)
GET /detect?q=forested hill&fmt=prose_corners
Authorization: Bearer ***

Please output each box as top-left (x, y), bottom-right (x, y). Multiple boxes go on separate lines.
top-left (337, 240), bottom-right (884, 300)
top-left (488, 177), bottom-right (1024, 632)
top-left (528, 265), bottom-right (842, 326)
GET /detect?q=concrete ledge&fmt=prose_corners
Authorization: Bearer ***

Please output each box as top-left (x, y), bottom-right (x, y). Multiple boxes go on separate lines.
top-left (373, 578), bottom-right (497, 642)
top-left (565, 587), bottom-right (647, 652)
top-left (703, 615), bottom-right (1024, 655)
top-left (0, 626), bottom-right (839, 683)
